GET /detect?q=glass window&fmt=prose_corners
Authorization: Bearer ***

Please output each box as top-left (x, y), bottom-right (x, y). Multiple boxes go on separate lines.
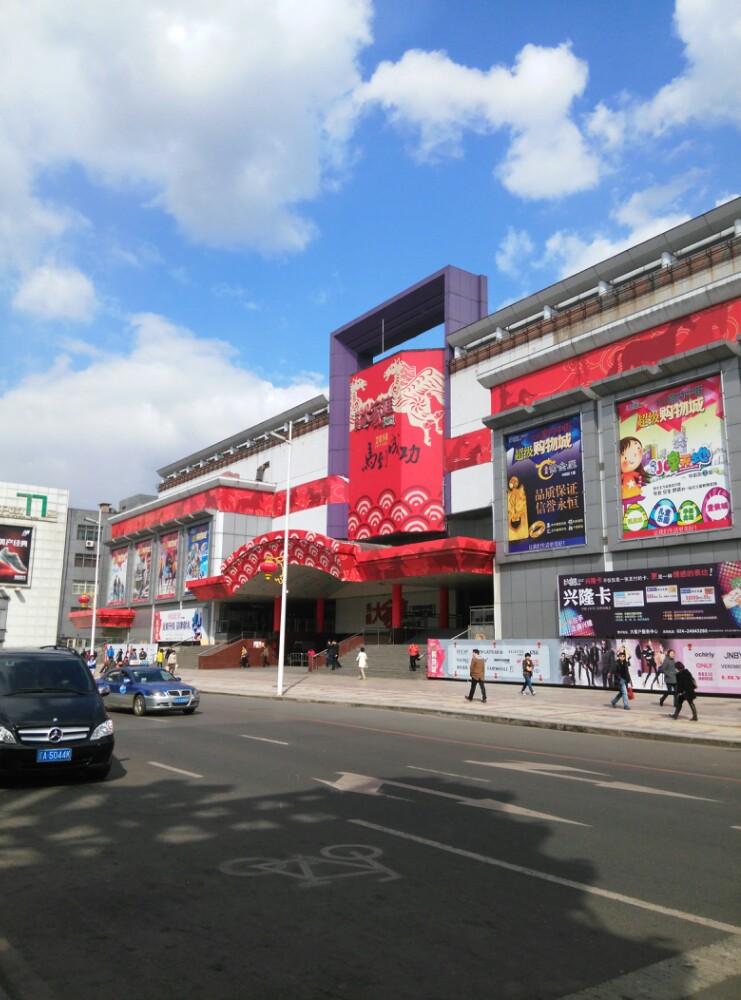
top-left (76, 524), bottom-right (99, 542)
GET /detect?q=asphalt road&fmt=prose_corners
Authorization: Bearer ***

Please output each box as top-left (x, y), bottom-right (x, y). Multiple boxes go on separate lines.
top-left (1, 694), bottom-right (739, 1000)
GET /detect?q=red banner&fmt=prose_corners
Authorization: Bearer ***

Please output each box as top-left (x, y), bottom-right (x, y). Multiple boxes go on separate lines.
top-left (348, 350), bottom-right (445, 539)
top-left (491, 299), bottom-right (741, 415)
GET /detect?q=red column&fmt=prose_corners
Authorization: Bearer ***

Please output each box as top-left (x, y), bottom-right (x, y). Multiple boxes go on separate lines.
top-left (316, 597), bottom-right (325, 633)
top-left (439, 587), bottom-right (449, 629)
top-left (392, 584), bottom-right (403, 629)
top-left (273, 595), bottom-right (281, 632)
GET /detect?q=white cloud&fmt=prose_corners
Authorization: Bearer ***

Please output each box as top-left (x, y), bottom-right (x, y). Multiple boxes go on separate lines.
top-left (542, 180), bottom-right (692, 277)
top-left (0, 0), bottom-right (373, 260)
top-left (0, 313), bottom-right (327, 508)
top-left (495, 227), bottom-right (535, 277)
top-left (355, 41), bottom-right (601, 198)
top-left (12, 264), bottom-right (97, 321)
top-left (638, 0), bottom-right (741, 132)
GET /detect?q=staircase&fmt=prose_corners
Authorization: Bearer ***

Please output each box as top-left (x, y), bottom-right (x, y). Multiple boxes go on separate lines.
top-left (341, 643), bottom-right (423, 679)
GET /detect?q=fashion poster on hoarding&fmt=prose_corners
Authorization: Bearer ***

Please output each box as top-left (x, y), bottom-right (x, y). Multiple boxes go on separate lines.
top-left (348, 349), bottom-right (445, 539)
top-left (157, 532), bottom-right (178, 598)
top-left (558, 561), bottom-right (741, 638)
top-left (504, 415), bottom-right (585, 553)
top-left (131, 539), bottom-right (152, 603)
top-left (559, 636), bottom-right (741, 696)
top-left (426, 638), bottom-right (559, 684)
top-left (0, 524), bottom-right (33, 585)
top-left (107, 547), bottom-right (128, 605)
top-left (185, 523), bottom-right (210, 582)
top-left (617, 374), bottom-right (731, 538)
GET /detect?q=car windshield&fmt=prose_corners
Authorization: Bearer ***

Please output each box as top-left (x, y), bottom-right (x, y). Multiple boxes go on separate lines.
top-left (0, 654), bottom-right (96, 696)
top-left (130, 669), bottom-right (174, 683)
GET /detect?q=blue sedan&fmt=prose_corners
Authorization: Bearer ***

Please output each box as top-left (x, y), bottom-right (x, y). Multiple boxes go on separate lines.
top-left (97, 666), bottom-right (200, 717)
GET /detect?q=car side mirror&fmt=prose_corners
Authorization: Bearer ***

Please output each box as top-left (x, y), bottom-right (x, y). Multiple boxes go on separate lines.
top-left (173, 676), bottom-right (181, 682)
top-left (99, 685), bottom-right (111, 697)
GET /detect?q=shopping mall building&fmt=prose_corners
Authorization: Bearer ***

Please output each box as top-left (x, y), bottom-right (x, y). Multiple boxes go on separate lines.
top-left (72, 198), bottom-right (741, 694)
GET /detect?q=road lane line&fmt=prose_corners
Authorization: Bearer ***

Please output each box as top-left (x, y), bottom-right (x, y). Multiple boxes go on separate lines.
top-left (294, 715), bottom-right (740, 783)
top-left (468, 761), bottom-right (718, 801)
top-left (241, 735), bottom-right (290, 745)
top-left (148, 761), bottom-right (203, 778)
top-left (406, 765), bottom-right (490, 782)
top-left (319, 772), bottom-right (588, 826)
top-left (350, 820), bottom-right (741, 937)
top-left (560, 937), bottom-right (741, 999)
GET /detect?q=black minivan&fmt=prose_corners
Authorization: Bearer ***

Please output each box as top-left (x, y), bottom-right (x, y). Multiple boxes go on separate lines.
top-left (0, 649), bottom-right (114, 781)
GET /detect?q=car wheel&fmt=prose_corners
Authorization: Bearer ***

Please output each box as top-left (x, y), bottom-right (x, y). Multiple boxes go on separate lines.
top-left (133, 694), bottom-right (147, 716)
top-left (87, 762), bottom-right (111, 781)
top-left (183, 707), bottom-right (196, 714)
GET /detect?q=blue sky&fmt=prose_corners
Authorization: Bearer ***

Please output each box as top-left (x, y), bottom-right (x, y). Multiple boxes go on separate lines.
top-left (1, 0), bottom-right (739, 509)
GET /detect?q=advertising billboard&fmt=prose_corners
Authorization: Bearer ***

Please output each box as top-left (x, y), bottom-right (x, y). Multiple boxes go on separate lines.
top-left (156, 532), bottom-right (178, 598)
top-left (107, 547), bottom-right (129, 605)
top-left (153, 606), bottom-right (205, 643)
top-left (131, 539), bottom-right (152, 603)
top-left (0, 524), bottom-right (33, 585)
top-left (617, 374), bottom-right (731, 538)
top-left (558, 561), bottom-right (741, 638)
top-left (185, 523), bottom-right (210, 582)
top-left (504, 415), bottom-right (585, 553)
top-left (426, 639), bottom-right (559, 684)
top-left (348, 350), bottom-right (445, 540)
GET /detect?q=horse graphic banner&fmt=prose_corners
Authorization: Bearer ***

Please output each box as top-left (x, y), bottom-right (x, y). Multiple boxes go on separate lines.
top-left (348, 349), bottom-right (445, 540)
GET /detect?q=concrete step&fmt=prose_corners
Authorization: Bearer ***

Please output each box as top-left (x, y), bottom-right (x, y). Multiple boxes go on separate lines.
top-left (331, 644), bottom-right (423, 678)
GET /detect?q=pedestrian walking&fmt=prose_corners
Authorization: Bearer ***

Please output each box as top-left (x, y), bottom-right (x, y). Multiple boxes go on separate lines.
top-left (610, 649), bottom-right (633, 710)
top-left (465, 648), bottom-right (487, 703)
top-left (520, 651), bottom-right (536, 695)
top-left (240, 645), bottom-right (248, 668)
top-left (356, 646), bottom-right (368, 680)
top-left (166, 648), bottom-right (178, 674)
top-left (658, 649), bottom-right (678, 708)
top-left (408, 642), bottom-right (420, 671)
top-left (261, 644), bottom-right (270, 668)
top-left (672, 661), bottom-right (699, 721)
top-left (328, 640), bottom-right (338, 670)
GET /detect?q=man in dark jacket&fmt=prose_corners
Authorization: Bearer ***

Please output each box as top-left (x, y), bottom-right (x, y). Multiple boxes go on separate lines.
top-left (610, 649), bottom-right (632, 710)
top-left (672, 662), bottom-right (698, 721)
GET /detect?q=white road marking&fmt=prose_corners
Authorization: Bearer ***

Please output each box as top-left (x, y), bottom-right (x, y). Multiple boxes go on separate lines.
top-left (468, 761), bottom-right (718, 801)
top-left (406, 765), bottom-right (489, 782)
top-left (560, 936), bottom-right (741, 999)
top-left (349, 820), bottom-right (741, 937)
top-left (241, 735), bottom-right (290, 745)
top-left (316, 772), bottom-right (588, 826)
top-left (148, 761), bottom-right (203, 778)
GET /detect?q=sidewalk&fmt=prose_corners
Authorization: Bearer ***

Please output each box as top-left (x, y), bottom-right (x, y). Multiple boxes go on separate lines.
top-left (174, 666), bottom-right (741, 748)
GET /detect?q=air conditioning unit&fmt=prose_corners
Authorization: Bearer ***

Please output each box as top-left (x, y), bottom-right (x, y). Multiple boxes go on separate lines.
top-left (84, 540), bottom-right (95, 549)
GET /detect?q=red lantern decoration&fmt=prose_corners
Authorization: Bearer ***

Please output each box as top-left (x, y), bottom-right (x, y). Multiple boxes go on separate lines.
top-left (78, 594), bottom-right (91, 607)
top-left (258, 561), bottom-right (278, 575)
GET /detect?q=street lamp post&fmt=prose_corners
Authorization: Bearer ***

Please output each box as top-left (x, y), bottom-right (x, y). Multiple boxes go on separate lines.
top-left (86, 502), bottom-right (111, 660)
top-left (270, 422), bottom-right (292, 698)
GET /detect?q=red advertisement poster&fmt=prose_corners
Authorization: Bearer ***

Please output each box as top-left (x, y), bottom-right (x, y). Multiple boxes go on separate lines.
top-left (348, 350), bottom-right (445, 540)
top-left (0, 524), bottom-right (33, 585)
top-left (157, 532), bottom-right (178, 599)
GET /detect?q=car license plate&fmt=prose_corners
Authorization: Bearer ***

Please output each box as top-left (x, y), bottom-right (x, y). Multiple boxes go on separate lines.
top-left (173, 697), bottom-right (188, 705)
top-left (37, 748), bottom-right (73, 763)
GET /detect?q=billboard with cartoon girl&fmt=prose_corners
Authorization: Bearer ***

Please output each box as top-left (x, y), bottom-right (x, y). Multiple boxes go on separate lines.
top-left (617, 375), bottom-right (731, 539)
